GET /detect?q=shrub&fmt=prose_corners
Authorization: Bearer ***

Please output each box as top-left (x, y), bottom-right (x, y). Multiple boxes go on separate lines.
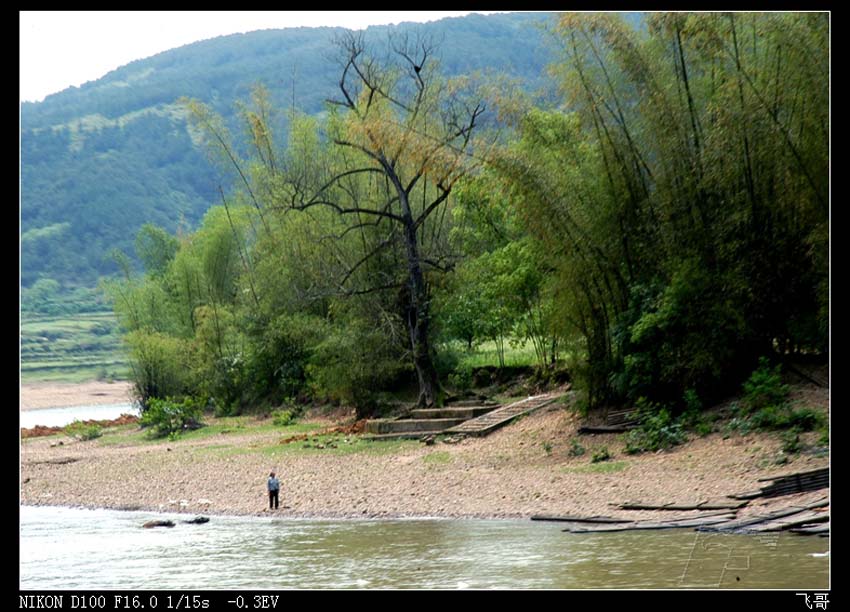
top-left (742, 358), bottom-right (789, 413)
top-left (64, 420), bottom-right (102, 441)
top-left (695, 421), bottom-right (714, 437)
top-left (307, 318), bottom-right (409, 418)
top-left (447, 364), bottom-right (473, 392)
top-left (780, 429), bottom-right (802, 455)
top-left (787, 407), bottom-right (824, 431)
top-left (125, 330), bottom-right (193, 410)
top-left (140, 396), bottom-right (205, 438)
top-left (750, 405), bottom-right (791, 430)
top-left (591, 447), bottom-right (612, 463)
top-left (623, 398), bottom-right (687, 454)
top-left (272, 409), bottom-right (294, 427)
top-left (682, 388), bottom-right (702, 417)
top-left (723, 416), bottom-right (753, 437)
top-left (242, 314), bottom-right (317, 409)
top-left (748, 404), bottom-right (823, 432)
top-left (568, 439), bottom-right (586, 457)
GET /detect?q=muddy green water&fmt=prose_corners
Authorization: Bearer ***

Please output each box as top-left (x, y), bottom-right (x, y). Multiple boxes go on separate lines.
top-left (20, 506), bottom-right (828, 590)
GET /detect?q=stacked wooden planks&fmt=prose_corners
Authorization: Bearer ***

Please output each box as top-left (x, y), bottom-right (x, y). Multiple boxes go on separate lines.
top-left (732, 467), bottom-right (829, 500)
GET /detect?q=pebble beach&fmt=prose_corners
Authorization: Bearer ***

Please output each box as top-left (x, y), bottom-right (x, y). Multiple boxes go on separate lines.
top-left (20, 382), bottom-right (829, 523)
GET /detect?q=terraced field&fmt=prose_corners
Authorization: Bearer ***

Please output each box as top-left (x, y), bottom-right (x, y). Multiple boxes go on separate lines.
top-left (20, 311), bottom-right (128, 383)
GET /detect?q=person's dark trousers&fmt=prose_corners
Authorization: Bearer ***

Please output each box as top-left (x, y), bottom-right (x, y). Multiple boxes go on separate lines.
top-left (269, 490), bottom-right (279, 509)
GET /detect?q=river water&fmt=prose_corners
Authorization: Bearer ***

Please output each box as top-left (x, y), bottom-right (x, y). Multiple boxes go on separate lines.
top-left (20, 505), bottom-right (828, 590)
top-left (20, 403), bottom-right (138, 429)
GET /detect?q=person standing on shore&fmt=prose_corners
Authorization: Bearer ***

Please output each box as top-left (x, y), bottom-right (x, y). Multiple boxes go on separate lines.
top-left (267, 472), bottom-right (280, 510)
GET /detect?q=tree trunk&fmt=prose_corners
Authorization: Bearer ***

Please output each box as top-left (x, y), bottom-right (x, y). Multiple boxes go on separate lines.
top-left (397, 189), bottom-right (440, 407)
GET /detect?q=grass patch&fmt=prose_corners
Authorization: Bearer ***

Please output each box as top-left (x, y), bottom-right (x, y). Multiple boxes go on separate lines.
top-left (451, 339), bottom-right (539, 370)
top-left (63, 420), bottom-right (102, 441)
top-left (561, 460), bottom-right (629, 474)
top-left (96, 425), bottom-right (150, 446)
top-left (422, 450), bottom-right (453, 465)
top-left (95, 417), bottom-right (323, 447)
top-left (277, 434), bottom-right (418, 457)
top-left (179, 418), bottom-right (322, 441)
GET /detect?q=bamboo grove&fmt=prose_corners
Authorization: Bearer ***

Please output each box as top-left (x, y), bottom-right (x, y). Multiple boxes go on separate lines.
top-left (106, 13), bottom-right (828, 417)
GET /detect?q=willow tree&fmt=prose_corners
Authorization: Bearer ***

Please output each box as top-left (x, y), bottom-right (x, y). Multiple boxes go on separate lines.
top-left (189, 32), bottom-right (489, 407)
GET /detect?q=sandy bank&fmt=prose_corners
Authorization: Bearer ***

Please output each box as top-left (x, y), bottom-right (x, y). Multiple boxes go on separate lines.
top-left (21, 381), bottom-right (134, 411)
top-left (20, 385), bottom-right (829, 522)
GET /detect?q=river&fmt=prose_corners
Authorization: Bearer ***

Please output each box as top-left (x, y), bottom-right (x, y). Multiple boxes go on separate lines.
top-left (20, 505), bottom-right (828, 590)
top-left (20, 403), bottom-right (138, 429)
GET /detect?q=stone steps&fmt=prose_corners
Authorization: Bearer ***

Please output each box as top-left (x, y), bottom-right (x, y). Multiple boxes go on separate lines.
top-left (364, 417), bottom-right (468, 435)
top-left (362, 391), bottom-right (565, 441)
top-left (408, 406), bottom-right (494, 420)
top-left (363, 431), bottom-right (450, 441)
top-left (445, 393), bottom-right (562, 436)
top-left (444, 399), bottom-right (500, 408)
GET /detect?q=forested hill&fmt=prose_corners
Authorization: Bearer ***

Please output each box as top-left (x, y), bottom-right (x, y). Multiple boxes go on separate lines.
top-left (21, 12), bottom-right (557, 291)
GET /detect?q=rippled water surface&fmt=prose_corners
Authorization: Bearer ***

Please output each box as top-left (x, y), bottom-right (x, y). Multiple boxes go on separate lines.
top-left (20, 506), bottom-right (829, 590)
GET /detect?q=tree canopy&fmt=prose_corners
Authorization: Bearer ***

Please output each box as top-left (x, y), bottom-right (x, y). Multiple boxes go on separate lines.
top-left (104, 12), bottom-right (828, 421)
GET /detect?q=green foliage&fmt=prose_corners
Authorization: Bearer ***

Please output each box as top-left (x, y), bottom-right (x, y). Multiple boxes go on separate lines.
top-left (749, 404), bottom-right (824, 432)
top-left (125, 330), bottom-right (193, 409)
top-left (780, 429), bottom-right (802, 455)
top-left (307, 316), bottom-right (410, 417)
top-left (591, 447), bottom-right (612, 463)
top-left (272, 409), bottom-right (294, 427)
top-left (140, 396), bottom-right (206, 438)
top-left (721, 361), bottom-right (824, 444)
top-left (742, 358), bottom-right (790, 413)
top-left (694, 421), bottom-right (714, 438)
top-left (135, 224), bottom-right (180, 276)
top-left (615, 261), bottom-right (750, 404)
top-left (498, 13), bottom-right (828, 408)
top-left (568, 439), bottom-right (586, 457)
top-left (436, 236), bottom-right (560, 369)
top-left (683, 389), bottom-right (702, 415)
top-left (21, 13), bottom-right (556, 293)
top-left (624, 399), bottom-right (687, 455)
top-left (87, 12), bottom-right (826, 423)
top-left (63, 420), bottom-right (103, 441)
top-left (446, 364), bottom-right (473, 392)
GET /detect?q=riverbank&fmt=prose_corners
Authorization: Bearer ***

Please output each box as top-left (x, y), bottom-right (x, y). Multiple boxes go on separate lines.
top-left (20, 381), bottom-right (829, 523)
top-left (21, 381), bottom-right (133, 410)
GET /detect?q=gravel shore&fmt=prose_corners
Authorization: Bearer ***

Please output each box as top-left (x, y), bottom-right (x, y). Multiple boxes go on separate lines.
top-left (20, 384), bottom-right (829, 522)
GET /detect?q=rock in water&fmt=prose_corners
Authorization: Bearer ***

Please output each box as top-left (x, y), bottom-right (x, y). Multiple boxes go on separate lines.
top-left (183, 516), bottom-right (210, 525)
top-left (142, 520), bottom-right (176, 528)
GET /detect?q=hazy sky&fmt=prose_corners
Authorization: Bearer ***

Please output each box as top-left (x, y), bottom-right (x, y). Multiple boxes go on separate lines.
top-left (20, 11), bottom-right (506, 103)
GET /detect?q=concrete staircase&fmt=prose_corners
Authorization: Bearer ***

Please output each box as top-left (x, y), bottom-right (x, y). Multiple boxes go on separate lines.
top-left (363, 399), bottom-right (499, 441)
top-left (445, 393), bottom-right (562, 437)
top-left (363, 393), bottom-right (564, 440)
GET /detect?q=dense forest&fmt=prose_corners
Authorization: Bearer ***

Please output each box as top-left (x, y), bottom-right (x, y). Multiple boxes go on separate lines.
top-left (21, 12), bottom-right (557, 293)
top-left (103, 13), bottom-right (828, 418)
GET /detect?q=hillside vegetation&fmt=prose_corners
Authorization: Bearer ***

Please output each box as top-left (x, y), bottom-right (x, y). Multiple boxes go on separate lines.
top-left (21, 12), bottom-right (557, 289)
top-left (103, 13), bottom-right (827, 423)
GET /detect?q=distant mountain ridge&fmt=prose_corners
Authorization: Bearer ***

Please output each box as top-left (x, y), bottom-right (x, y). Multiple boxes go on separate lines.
top-left (21, 12), bottom-right (559, 289)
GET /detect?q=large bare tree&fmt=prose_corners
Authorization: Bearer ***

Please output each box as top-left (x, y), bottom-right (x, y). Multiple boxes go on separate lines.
top-left (244, 32), bottom-right (487, 407)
